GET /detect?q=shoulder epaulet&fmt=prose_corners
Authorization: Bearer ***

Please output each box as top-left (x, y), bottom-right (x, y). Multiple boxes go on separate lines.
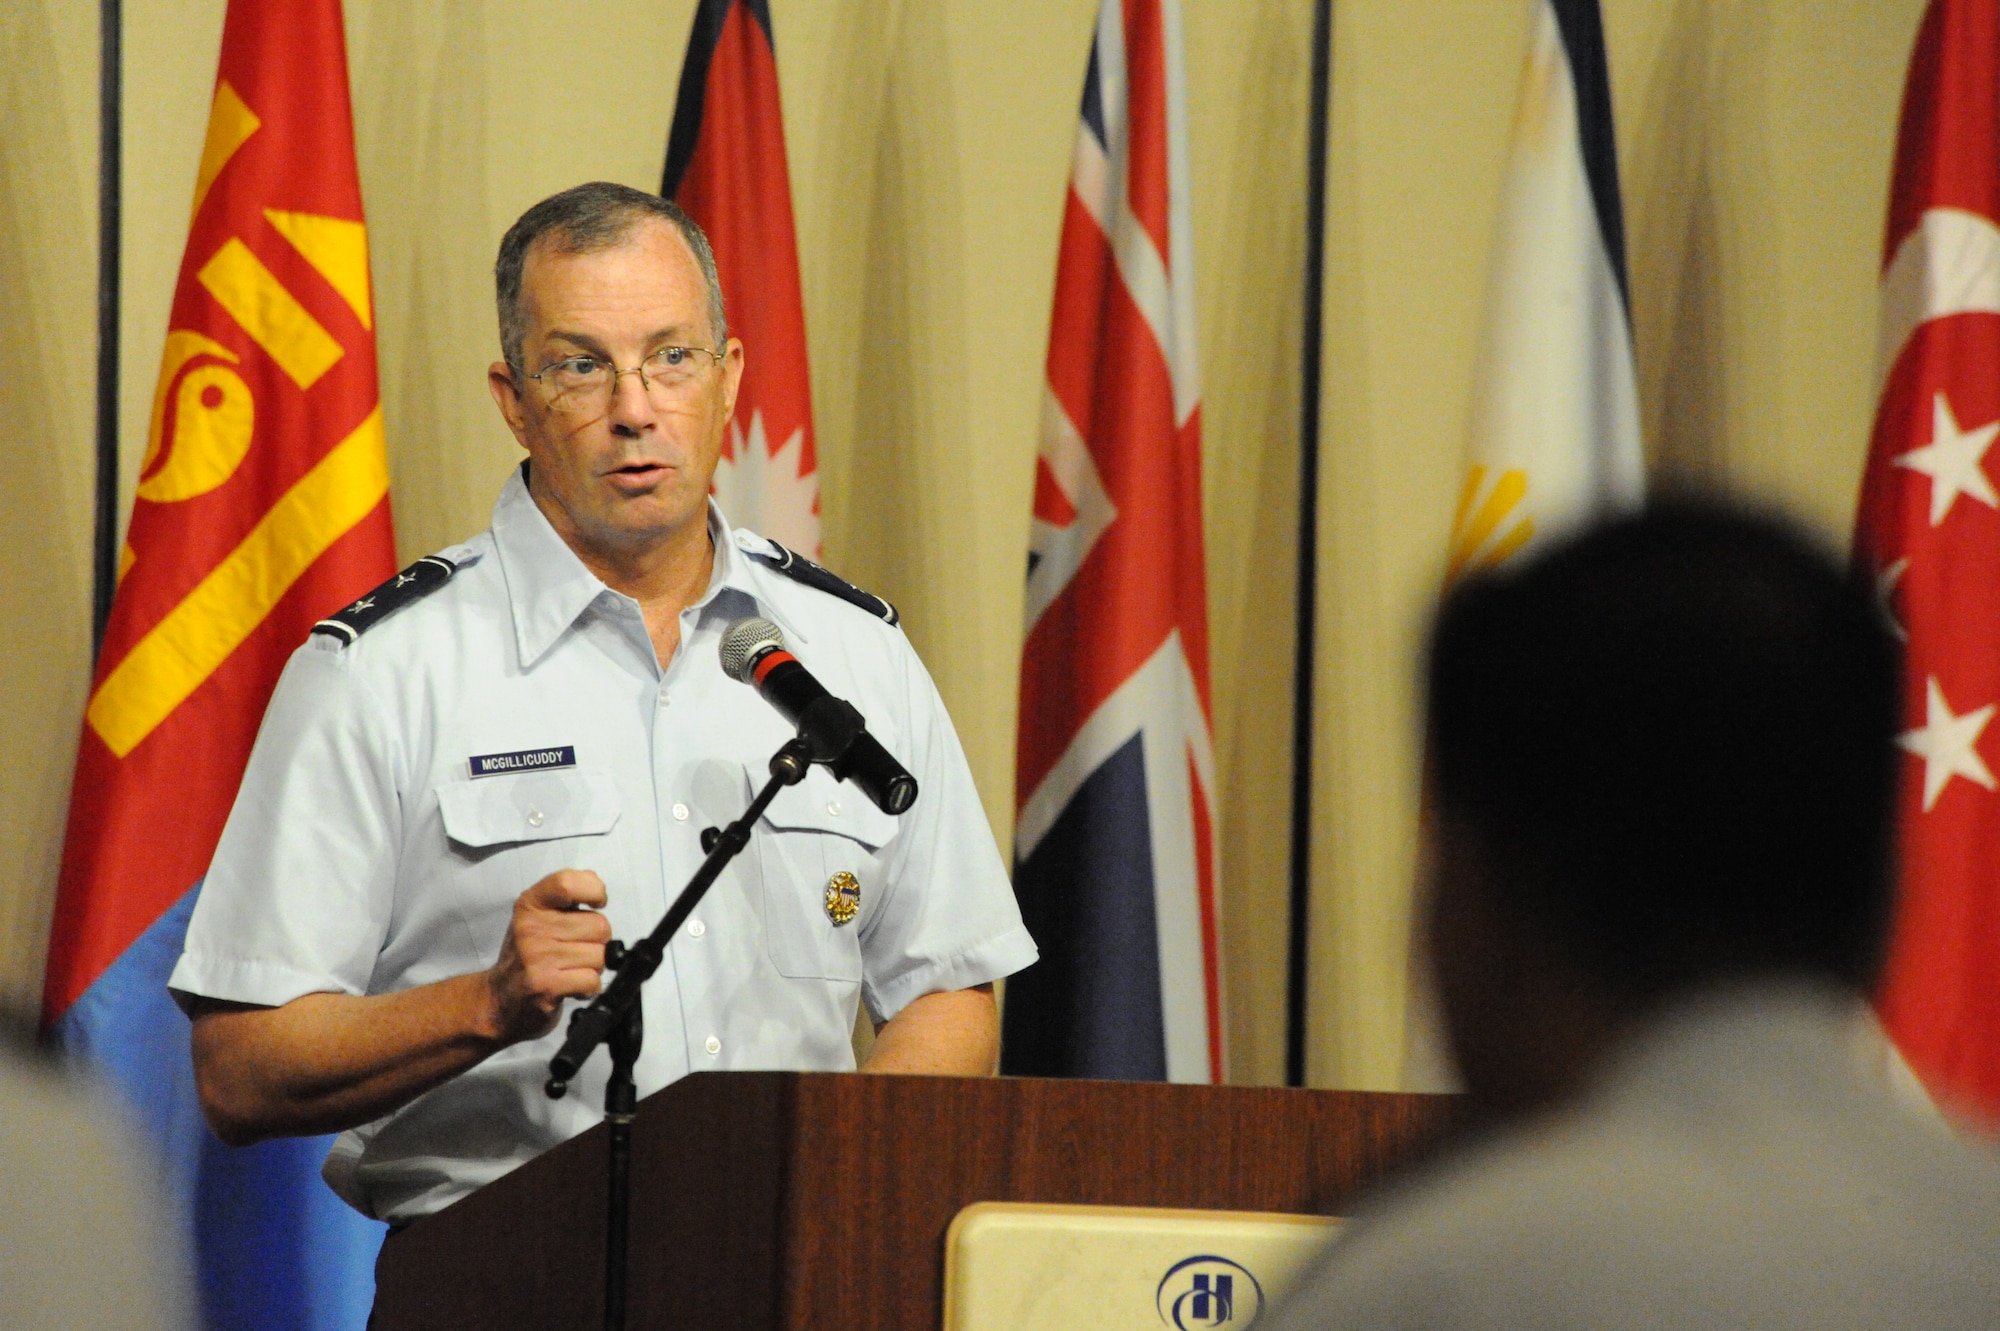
top-left (746, 540), bottom-right (900, 627)
top-left (310, 555), bottom-right (458, 646)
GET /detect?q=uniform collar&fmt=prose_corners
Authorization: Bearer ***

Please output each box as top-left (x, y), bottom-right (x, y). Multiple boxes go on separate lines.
top-left (1593, 976), bottom-right (1881, 1119)
top-left (490, 464), bottom-right (804, 668)
top-left (703, 506), bottom-right (813, 650)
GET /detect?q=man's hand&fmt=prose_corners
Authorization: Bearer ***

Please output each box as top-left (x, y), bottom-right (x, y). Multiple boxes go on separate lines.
top-left (191, 868), bottom-right (613, 1146)
top-left (485, 870), bottom-right (612, 1043)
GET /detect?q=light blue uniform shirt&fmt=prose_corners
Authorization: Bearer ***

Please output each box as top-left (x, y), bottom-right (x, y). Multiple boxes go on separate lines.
top-left (170, 468), bottom-right (1036, 1221)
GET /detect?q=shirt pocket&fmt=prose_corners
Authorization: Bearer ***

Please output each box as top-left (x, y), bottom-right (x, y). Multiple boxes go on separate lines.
top-left (433, 768), bottom-right (624, 961)
top-left (436, 768), bottom-right (622, 846)
top-left (755, 765), bottom-right (898, 982)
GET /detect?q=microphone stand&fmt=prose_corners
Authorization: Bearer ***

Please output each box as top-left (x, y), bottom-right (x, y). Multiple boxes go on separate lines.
top-left (545, 736), bottom-right (812, 1331)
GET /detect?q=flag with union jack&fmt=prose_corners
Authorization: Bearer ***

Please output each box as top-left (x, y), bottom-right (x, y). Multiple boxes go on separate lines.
top-left (1000, 0), bottom-right (1221, 1083)
top-left (1854, 0), bottom-right (2000, 1124)
top-left (46, 1), bottom-right (395, 1322)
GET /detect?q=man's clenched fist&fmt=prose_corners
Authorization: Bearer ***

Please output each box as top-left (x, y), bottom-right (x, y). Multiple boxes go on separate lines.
top-left (485, 870), bottom-right (611, 1044)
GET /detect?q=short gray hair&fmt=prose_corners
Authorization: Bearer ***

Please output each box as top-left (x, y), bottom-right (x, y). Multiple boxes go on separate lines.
top-left (494, 181), bottom-right (727, 375)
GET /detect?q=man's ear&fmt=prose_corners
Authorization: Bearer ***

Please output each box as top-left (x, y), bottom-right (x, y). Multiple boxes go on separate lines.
top-left (719, 337), bottom-right (746, 424)
top-left (488, 361), bottom-right (530, 448)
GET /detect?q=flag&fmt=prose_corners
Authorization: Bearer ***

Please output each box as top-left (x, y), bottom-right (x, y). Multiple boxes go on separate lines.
top-left (662, 0), bottom-right (821, 557)
top-left (1001, 0), bottom-right (1221, 1083)
top-left (1405, 0), bottom-right (1642, 1091)
top-left (1853, 0), bottom-right (2000, 1123)
top-left (1446, 0), bottom-right (1642, 580)
top-left (45, 1), bottom-right (396, 1324)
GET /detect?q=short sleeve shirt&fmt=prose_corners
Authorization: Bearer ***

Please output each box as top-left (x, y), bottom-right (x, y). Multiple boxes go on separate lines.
top-left (169, 467), bottom-right (1037, 1222)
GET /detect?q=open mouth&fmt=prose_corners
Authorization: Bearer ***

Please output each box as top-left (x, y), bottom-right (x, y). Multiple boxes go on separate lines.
top-left (607, 461), bottom-right (670, 485)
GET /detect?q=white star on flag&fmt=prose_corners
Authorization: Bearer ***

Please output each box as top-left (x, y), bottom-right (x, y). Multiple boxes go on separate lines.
top-left (1894, 392), bottom-right (2000, 526)
top-left (711, 409), bottom-right (819, 555)
top-left (1899, 674), bottom-right (1999, 811)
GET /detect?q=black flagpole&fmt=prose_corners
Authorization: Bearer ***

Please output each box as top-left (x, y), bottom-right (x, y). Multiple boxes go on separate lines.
top-left (94, 0), bottom-right (122, 657)
top-left (1286, 0), bottom-right (1332, 1090)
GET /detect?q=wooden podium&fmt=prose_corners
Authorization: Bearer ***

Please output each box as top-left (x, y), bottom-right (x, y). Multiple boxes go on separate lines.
top-left (372, 1072), bottom-right (1455, 1330)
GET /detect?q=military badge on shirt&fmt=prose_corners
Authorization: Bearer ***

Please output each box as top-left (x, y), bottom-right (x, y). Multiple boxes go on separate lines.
top-left (824, 871), bottom-right (860, 925)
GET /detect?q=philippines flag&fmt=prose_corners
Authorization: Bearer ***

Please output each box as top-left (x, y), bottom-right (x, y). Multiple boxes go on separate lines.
top-left (1407, 0), bottom-right (1640, 1089)
top-left (662, 0), bottom-right (821, 557)
top-left (44, 1), bottom-right (396, 1324)
top-left (1446, 0), bottom-right (1642, 581)
top-left (1854, 0), bottom-right (2000, 1124)
top-left (1000, 0), bottom-right (1221, 1083)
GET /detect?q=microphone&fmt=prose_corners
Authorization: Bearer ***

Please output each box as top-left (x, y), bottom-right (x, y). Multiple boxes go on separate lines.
top-left (719, 618), bottom-right (920, 816)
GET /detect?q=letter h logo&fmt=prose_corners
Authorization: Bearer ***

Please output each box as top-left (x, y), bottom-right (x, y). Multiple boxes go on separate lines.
top-left (1191, 1272), bottom-right (1233, 1323)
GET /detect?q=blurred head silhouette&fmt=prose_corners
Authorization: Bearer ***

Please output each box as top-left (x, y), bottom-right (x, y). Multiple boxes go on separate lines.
top-left (1422, 500), bottom-right (1900, 1118)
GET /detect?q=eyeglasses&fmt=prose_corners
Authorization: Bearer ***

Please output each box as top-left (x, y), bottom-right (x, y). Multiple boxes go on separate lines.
top-left (523, 345), bottom-right (725, 415)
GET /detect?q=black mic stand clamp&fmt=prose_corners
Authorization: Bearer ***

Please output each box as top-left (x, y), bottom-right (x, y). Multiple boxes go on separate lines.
top-left (543, 737), bottom-right (811, 1331)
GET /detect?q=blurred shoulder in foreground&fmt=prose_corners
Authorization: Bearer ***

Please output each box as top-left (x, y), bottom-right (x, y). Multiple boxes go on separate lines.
top-left (0, 1016), bottom-right (194, 1329)
top-left (1269, 501), bottom-right (2000, 1330)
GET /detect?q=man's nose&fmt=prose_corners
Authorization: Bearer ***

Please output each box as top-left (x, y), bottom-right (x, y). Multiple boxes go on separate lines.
top-left (604, 366), bottom-right (657, 433)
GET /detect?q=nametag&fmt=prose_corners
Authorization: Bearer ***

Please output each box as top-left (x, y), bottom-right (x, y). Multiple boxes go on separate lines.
top-left (469, 746), bottom-right (577, 778)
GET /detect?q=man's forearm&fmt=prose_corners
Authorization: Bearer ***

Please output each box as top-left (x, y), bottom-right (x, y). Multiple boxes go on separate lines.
top-left (191, 974), bottom-right (510, 1145)
top-left (861, 983), bottom-right (999, 1075)
top-left (191, 868), bottom-right (611, 1145)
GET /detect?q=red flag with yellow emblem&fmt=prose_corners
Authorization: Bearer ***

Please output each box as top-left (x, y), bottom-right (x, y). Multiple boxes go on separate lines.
top-left (48, 0), bottom-right (393, 1023)
top-left (45, 1), bottom-right (395, 1322)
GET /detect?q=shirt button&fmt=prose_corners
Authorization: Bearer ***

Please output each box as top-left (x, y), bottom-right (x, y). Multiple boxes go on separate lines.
top-left (688, 918), bottom-right (706, 938)
top-left (526, 808), bottom-right (545, 828)
top-left (704, 1035), bottom-right (721, 1056)
top-left (657, 689), bottom-right (671, 708)
top-left (826, 800), bottom-right (842, 817)
top-left (672, 802), bottom-right (690, 822)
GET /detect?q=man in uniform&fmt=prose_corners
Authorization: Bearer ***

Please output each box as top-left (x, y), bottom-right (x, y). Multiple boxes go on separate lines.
top-left (1268, 503), bottom-right (2000, 1329)
top-left (170, 182), bottom-right (1036, 1223)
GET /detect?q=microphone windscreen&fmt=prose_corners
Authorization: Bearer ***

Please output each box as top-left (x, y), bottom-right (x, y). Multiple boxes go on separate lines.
top-left (720, 617), bottom-right (786, 684)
